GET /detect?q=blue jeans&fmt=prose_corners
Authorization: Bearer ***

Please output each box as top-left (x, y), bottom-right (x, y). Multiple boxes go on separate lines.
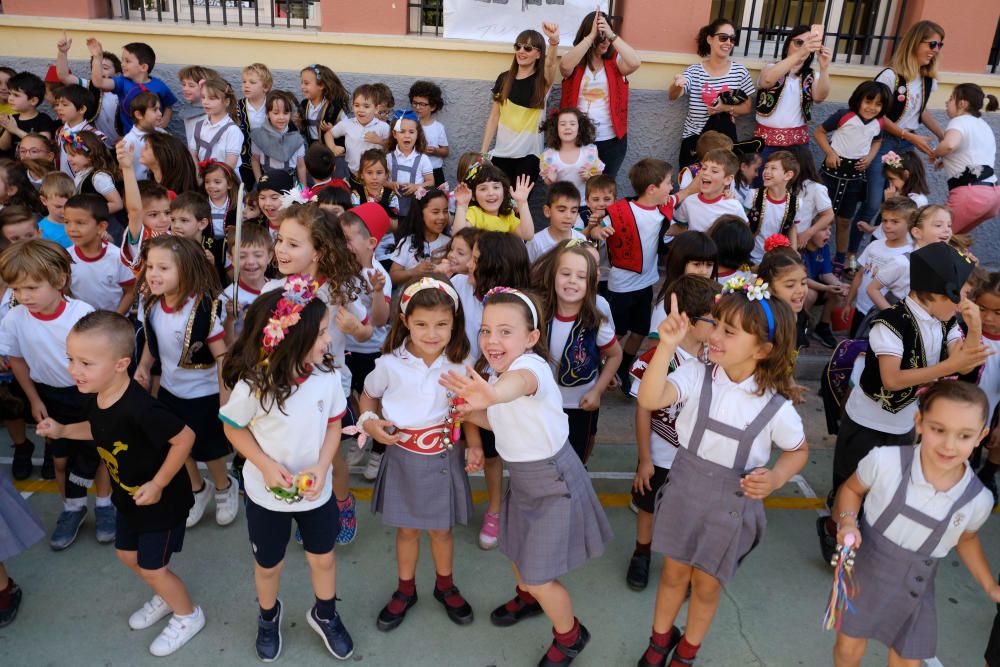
top-left (596, 135), bottom-right (629, 180)
top-left (855, 134), bottom-right (915, 226)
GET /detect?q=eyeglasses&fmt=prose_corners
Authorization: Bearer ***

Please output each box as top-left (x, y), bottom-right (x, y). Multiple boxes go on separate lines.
top-left (712, 33), bottom-right (738, 44)
top-left (16, 147), bottom-right (47, 157)
top-left (692, 316), bottom-right (717, 326)
top-left (411, 101), bottom-right (431, 108)
top-left (514, 43), bottom-right (537, 53)
top-left (923, 40), bottom-right (944, 50)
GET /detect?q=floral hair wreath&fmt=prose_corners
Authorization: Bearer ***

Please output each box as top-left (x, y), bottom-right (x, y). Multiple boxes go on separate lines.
top-left (261, 274), bottom-right (321, 358)
top-left (400, 277), bottom-right (460, 314)
top-left (716, 276), bottom-right (775, 342)
top-left (483, 286), bottom-right (538, 328)
top-left (881, 151), bottom-right (904, 170)
top-left (280, 184), bottom-right (317, 209)
top-left (60, 128), bottom-right (89, 154)
top-left (763, 233), bottom-right (791, 253)
top-left (413, 182), bottom-right (451, 202)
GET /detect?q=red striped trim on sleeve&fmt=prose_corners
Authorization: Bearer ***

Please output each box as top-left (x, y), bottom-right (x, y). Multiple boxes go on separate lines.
top-left (599, 336), bottom-right (619, 352)
top-left (207, 331), bottom-right (226, 344)
top-left (328, 408), bottom-right (347, 423)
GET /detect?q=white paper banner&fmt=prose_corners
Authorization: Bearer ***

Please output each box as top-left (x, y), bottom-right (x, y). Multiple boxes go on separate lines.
top-left (443, 0), bottom-right (610, 45)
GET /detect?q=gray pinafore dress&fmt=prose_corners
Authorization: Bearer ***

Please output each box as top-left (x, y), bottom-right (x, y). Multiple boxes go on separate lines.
top-left (193, 117), bottom-right (239, 169)
top-left (651, 365), bottom-right (786, 583)
top-left (838, 446), bottom-right (986, 660)
top-left (0, 468), bottom-right (44, 561)
top-left (389, 152), bottom-right (420, 218)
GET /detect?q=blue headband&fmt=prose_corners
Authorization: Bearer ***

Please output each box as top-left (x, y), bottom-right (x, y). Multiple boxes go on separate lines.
top-left (392, 109), bottom-right (420, 130)
top-left (718, 276), bottom-right (775, 342)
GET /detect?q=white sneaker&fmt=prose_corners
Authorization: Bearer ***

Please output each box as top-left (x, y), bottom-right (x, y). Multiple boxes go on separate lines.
top-left (129, 594), bottom-right (171, 630)
top-left (215, 475), bottom-right (239, 526)
top-left (345, 440), bottom-right (368, 467)
top-left (149, 607), bottom-right (205, 657)
top-left (186, 477), bottom-right (216, 528)
top-left (363, 451), bottom-right (383, 481)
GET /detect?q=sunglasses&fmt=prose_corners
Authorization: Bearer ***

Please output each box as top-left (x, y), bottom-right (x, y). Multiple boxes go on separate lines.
top-left (514, 43), bottom-right (538, 53)
top-left (692, 316), bottom-right (717, 326)
top-left (923, 40), bottom-right (944, 50)
top-left (713, 33), bottom-right (738, 44)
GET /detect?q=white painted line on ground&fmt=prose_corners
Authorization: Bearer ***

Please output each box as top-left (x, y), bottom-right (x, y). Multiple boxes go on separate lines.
top-left (925, 657), bottom-right (944, 667)
top-left (790, 473), bottom-right (829, 517)
top-left (20, 492), bottom-right (32, 499)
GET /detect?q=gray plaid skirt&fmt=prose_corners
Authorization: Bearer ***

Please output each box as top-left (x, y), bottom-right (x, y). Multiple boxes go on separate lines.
top-left (500, 443), bottom-right (613, 585)
top-left (651, 447), bottom-right (766, 583)
top-left (371, 443), bottom-right (472, 531)
top-left (0, 468), bottom-right (44, 561)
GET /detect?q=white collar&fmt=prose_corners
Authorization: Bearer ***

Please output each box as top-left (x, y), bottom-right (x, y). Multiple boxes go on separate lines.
top-left (904, 296), bottom-right (937, 323)
top-left (395, 343), bottom-right (446, 370)
top-left (712, 363), bottom-right (760, 395)
top-left (909, 444), bottom-right (972, 500)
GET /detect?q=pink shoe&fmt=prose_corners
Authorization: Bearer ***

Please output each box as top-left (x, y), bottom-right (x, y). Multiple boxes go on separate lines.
top-left (479, 511), bottom-right (499, 550)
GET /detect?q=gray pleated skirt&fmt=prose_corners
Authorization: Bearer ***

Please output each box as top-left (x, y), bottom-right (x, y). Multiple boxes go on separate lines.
top-left (0, 469), bottom-right (44, 561)
top-left (651, 447), bottom-right (765, 584)
top-left (837, 521), bottom-right (939, 660)
top-left (371, 444), bottom-right (472, 531)
top-left (500, 443), bottom-right (613, 585)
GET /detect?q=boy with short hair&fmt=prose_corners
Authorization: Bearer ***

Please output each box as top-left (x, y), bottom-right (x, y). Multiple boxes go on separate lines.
top-left (122, 91), bottom-right (163, 181)
top-left (526, 181), bottom-right (587, 263)
top-left (0, 206), bottom-right (40, 245)
top-left (743, 150), bottom-right (803, 263)
top-left (0, 72), bottom-right (58, 154)
top-left (219, 223), bottom-right (273, 342)
top-left (39, 172), bottom-right (76, 248)
top-left (52, 84), bottom-right (104, 176)
top-left (304, 142), bottom-right (345, 192)
top-left (0, 239), bottom-right (111, 550)
top-left (116, 140), bottom-right (171, 274)
top-left (802, 224), bottom-right (847, 348)
top-left (327, 84), bottom-right (390, 176)
top-left (65, 194), bottom-right (136, 313)
top-left (670, 148), bottom-right (747, 234)
top-left (176, 65), bottom-right (221, 149)
top-left (237, 63), bottom-right (273, 186)
top-left (583, 174), bottom-right (617, 296)
top-left (818, 241), bottom-right (993, 560)
top-left (86, 38), bottom-right (176, 133)
top-left (37, 311), bottom-right (205, 656)
top-left (169, 191), bottom-right (229, 285)
top-left (677, 130), bottom-right (734, 190)
top-left (626, 274), bottom-right (718, 591)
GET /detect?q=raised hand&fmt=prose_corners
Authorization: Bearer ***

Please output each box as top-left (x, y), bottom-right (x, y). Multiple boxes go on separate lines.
top-left (655, 293), bottom-right (690, 348)
top-left (453, 182), bottom-right (472, 207)
top-left (86, 37), bottom-right (103, 57)
top-left (57, 31), bottom-right (73, 54)
top-left (541, 22), bottom-right (560, 44)
top-left (116, 140), bottom-right (134, 169)
top-left (509, 174), bottom-right (535, 205)
top-left (439, 365), bottom-right (498, 413)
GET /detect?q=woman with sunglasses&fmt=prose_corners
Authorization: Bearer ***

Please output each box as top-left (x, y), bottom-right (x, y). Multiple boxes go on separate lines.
top-left (481, 22), bottom-right (561, 189)
top-left (753, 25), bottom-right (831, 177)
top-left (558, 10), bottom-right (641, 179)
top-left (669, 18), bottom-right (756, 169)
top-left (852, 21), bottom-right (946, 253)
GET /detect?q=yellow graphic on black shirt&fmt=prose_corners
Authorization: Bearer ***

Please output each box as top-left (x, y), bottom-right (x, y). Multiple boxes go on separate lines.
top-left (98, 441), bottom-right (139, 496)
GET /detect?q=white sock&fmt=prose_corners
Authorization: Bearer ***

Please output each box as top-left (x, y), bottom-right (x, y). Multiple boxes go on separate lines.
top-left (95, 495), bottom-right (113, 508)
top-left (63, 497), bottom-right (86, 512)
top-left (177, 606), bottom-right (202, 620)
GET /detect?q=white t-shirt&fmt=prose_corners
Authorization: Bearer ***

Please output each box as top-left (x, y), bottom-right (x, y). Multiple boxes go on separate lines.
top-left (845, 296), bottom-right (963, 433)
top-left (74, 169), bottom-right (116, 197)
top-left (755, 71), bottom-right (807, 129)
top-left (331, 117), bottom-right (390, 173)
top-left (941, 114), bottom-right (998, 183)
top-left (389, 234), bottom-right (451, 270)
top-left (451, 274), bottom-right (483, 364)
top-left (743, 188), bottom-right (804, 264)
top-left (874, 70), bottom-right (937, 131)
top-left (364, 345), bottom-right (465, 428)
top-left (870, 251), bottom-right (911, 304)
top-left (219, 369), bottom-right (346, 512)
top-left (667, 360), bottom-right (805, 470)
top-left (76, 77), bottom-right (120, 144)
top-left (218, 280), bottom-right (264, 337)
top-left (547, 298), bottom-right (617, 408)
top-left (629, 347), bottom-right (695, 468)
top-left (0, 298), bottom-right (93, 387)
top-left (855, 239), bottom-right (913, 315)
top-left (821, 109), bottom-right (884, 159)
top-left (794, 179), bottom-right (833, 234)
top-left (525, 227), bottom-right (586, 264)
top-left (607, 202), bottom-right (667, 293)
top-left (189, 116), bottom-right (244, 177)
top-left (346, 263), bottom-right (392, 355)
top-left (69, 243), bottom-right (136, 311)
top-left (578, 62), bottom-right (616, 142)
top-left (673, 193), bottom-right (747, 233)
top-left (857, 445), bottom-right (992, 557)
top-left (149, 296), bottom-right (225, 399)
top-left (486, 353), bottom-right (570, 462)
top-left (421, 120), bottom-right (449, 170)
top-left (244, 99), bottom-right (267, 130)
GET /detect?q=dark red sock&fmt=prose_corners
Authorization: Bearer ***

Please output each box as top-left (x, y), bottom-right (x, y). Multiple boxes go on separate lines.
top-left (669, 636), bottom-right (700, 666)
top-left (435, 573), bottom-right (466, 608)
top-left (545, 617), bottom-right (581, 661)
top-left (386, 578), bottom-right (415, 615)
top-left (505, 586), bottom-right (536, 612)
top-left (642, 628), bottom-right (674, 664)
top-left (634, 541), bottom-right (652, 557)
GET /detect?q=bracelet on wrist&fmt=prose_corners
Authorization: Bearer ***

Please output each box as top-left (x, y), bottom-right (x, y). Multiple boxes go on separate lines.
top-left (837, 510), bottom-right (858, 526)
top-left (355, 410), bottom-right (379, 433)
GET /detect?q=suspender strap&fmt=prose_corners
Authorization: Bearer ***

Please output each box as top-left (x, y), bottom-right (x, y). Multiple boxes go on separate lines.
top-left (194, 118), bottom-right (236, 160)
top-left (389, 153), bottom-right (420, 184)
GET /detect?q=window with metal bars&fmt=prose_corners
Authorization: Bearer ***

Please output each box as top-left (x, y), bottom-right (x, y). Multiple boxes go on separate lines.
top-left (107, 0), bottom-right (318, 29)
top-left (408, 0), bottom-right (443, 35)
top-left (713, 0), bottom-right (908, 66)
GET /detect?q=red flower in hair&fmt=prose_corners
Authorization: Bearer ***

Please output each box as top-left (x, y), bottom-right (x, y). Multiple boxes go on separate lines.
top-left (764, 234), bottom-right (791, 252)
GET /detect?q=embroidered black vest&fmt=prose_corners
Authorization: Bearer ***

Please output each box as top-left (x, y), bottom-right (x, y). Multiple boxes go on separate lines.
top-left (859, 300), bottom-right (952, 413)
top-left (236, 98), bottom-right (253, 165)
top-left (747, 188), bottom-right (797, 237)
top-left (755, 70), bottom-right (815, 121)
top-left (144, 295), bottom-right (222, 369)
top-left (297, 98), bottom-right (345, 148)
top-left (550, 317), bottom-right (600, 388)
top-left (877, 69), bottom-right (933, 124)
top-left (203, 235), bottom-right (229, 287)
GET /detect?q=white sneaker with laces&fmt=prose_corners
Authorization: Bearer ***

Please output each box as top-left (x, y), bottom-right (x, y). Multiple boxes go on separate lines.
top-left (129, 594), bottom-right (171, 630)
top-left (186, 477), bottom-right (216, 528)
top-left (363, 451), bottom-right (383, 481)
top-left (215, 475), bottom-right (240, 526)
top-left (149, 607), bottom-right (206, 657)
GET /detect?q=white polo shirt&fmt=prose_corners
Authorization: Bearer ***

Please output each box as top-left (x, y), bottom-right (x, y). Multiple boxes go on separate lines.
top-left (673, 193), bottom-right (747, 233)
top-left (69, 243), bottom-right (135, 311)
top-left (487, 353), bottom-right (570, 462)
top-left (0, 298), bottom-right (94, 387)
top-left (149, 296), bottom-right (225, 399)
top-left (364, 345), bottom-right (465, 429)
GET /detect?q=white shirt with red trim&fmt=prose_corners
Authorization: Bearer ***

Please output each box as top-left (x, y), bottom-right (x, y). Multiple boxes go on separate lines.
top-left (629, 346), bottom-right (694, 468)
top-left (547, 296), bottom-right (617, 409)
top-left (219, 368), bottom-right (346, 512)
top-left (69, 243), bottom-right (136, 311)
top-left (364, 344), bottom-right (465, 428)
top-left (607, 201), bottom-right (667, 294)
top-left (672, 192), bottom-right (747, 234)
top-left (149, 296), bottom-right (225, 399)
top-left (0, 298), bottom-right (94, 387)
top-left (742, 188), bottom-right (805, 264)
top-left (347, 262), bottom-right (392, 355)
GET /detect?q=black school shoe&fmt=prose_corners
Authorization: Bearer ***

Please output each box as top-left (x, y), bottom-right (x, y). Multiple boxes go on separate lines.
top-left (10, 442), bottom-right (32, 480)
top-left (816, 515), bottom-right (838, 565)
top-left (538, 623), bottom-right (590, 667)
top-left (637, 626), bottom-right (681, 667)
top-left (376, 590), bottom-right (417, 632)
top-left (433, 586), bottom-right (473, 625)
top-left (490, 594), bottom-right (543, 627)
top-left (0, 580), bottom-right (22, 627)
top-left (627, 553), bottom-right (651, 591)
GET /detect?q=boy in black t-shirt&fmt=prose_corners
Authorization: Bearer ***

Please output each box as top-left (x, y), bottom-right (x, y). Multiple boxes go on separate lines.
top-left (37, 311), bottom-right (206, 657)
top-left (0, 72), bottom-right (58, 156)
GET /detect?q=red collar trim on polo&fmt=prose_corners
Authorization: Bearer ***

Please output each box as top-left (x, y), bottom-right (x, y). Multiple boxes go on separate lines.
top-left (30, 298), bottom-right (67, 321)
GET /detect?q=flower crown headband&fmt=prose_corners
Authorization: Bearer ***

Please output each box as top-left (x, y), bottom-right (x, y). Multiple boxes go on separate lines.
top-left (262, 274), bottom-right (321, 357)
top-left (717, 276), bottom-right (775, 342)
top-left (483, 286), bottom-right (537, 328)
top-left (280, 183), bottom-right (317, 209)
top-left (60, 128), bottom-right (89, 154)
top-left (400, 277), bottom-right (459, 314)
top-left (413, 182), bottom-right (451, 202)
top-left (881, 151), bottom-right (904, 170)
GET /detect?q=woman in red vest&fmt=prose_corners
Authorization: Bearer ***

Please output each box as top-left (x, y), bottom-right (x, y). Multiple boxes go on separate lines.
top-left (559, 10), bottom-right (641, 179)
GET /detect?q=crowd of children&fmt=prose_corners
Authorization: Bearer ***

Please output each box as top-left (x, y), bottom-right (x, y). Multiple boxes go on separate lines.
top-left (0, 25), bottom-right (999, 667)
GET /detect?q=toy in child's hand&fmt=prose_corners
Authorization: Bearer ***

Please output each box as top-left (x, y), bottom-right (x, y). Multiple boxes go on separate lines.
top-left (445, 392), bottom-right (464, 449)
top-left (823, 533), bottom-right (858, 631)
top-left (269, 472), bottom-right (317, 503)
